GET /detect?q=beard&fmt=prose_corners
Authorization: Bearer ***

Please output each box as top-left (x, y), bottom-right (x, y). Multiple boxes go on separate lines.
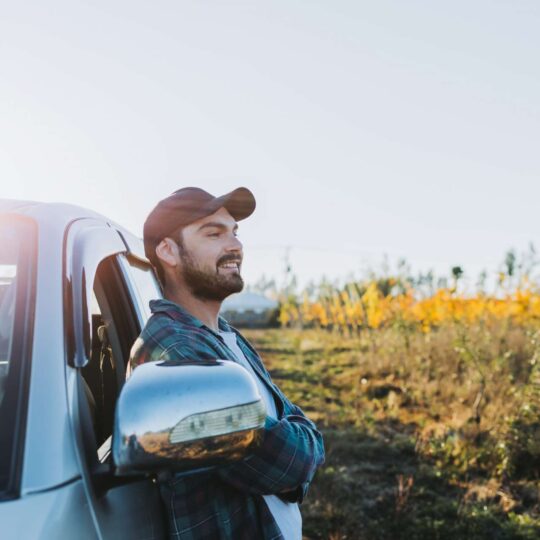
top-left (177, 246), bottom-right (244, 302)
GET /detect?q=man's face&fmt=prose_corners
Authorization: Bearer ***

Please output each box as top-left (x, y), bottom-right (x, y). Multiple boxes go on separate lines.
top-left (172, 207), bottom-right (244, 301)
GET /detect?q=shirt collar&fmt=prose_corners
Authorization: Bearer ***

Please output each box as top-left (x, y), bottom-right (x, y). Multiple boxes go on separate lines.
top-left (149, 298), bottom-right (233, 333)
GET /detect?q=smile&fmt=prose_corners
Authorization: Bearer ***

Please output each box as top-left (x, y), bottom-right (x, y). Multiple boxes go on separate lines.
top-left (218, 261), bottom-right (241, 271)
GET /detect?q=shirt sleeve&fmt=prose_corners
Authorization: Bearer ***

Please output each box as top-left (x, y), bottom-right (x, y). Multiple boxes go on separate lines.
top-left (216, 399), bottom-right (325, 501)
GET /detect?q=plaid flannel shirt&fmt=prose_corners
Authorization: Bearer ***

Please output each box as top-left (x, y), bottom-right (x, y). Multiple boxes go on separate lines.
top-left (129, 298), bottom-right (325, 540)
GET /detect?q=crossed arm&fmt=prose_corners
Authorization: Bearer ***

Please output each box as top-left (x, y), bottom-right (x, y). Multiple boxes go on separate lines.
top-left (132, 327), bottom-right (325, 500)
top-left (216, 400), bottom-right (325, 501)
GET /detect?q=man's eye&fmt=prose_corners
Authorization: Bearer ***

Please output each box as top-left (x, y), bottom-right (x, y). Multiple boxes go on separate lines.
top-left (207, 232), bottom-right (220, 238)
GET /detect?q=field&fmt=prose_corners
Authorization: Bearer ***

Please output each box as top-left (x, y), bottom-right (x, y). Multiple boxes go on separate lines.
top-left (243, 270), bottom-right (540, 539)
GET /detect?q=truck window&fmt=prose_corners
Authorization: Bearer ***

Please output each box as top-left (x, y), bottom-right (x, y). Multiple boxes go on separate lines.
top-left (81, 255), bottom-right (140, 456)
top-left (0, 266), bottom-right (16, 406)
top-left (117, 255), bottom-right (163, 325)
top-left (0, 217), bottom-right (36, 498)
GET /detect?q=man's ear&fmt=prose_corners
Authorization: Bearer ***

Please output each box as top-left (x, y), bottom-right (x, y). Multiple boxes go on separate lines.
top-left (155, 237), bottom-right (180, 271)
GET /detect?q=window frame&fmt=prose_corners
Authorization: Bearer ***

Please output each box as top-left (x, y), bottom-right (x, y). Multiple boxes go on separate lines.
top-left (64, 219), bottom-right (134, 473)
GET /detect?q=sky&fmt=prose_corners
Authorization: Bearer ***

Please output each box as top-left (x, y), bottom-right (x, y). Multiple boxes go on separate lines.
top-left (1, 1), bottom-right (539, 290)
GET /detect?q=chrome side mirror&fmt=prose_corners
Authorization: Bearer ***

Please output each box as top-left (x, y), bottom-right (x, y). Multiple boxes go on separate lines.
top-left (112, 359), bottom-right (266, 474)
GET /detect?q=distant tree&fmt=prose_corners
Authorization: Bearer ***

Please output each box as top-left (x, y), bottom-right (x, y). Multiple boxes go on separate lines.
top-left (375, 277), bottom-right (393, 297)
top-left (505, 250), bottom-right (516, 278)
top-left (476, 269), bottom-right (488, 293)
top-left (416, 270), bottom-right (435, 297)
top-left (451, 266), bottom-right (464, 292)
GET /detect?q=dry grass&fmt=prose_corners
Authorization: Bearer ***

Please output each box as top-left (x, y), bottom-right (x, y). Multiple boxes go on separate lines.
top-left (244, 323), bottom-right (540, 539)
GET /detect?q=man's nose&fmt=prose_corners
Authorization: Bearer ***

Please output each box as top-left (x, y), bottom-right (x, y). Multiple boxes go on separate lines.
top-left (225, 235), bottom-right (243, 253)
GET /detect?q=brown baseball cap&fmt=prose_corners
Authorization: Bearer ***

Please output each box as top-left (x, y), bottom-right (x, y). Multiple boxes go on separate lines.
top-left (143, 187), bottom-right (256, 261)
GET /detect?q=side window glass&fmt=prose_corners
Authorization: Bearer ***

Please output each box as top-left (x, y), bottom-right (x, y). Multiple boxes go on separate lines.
top-left (0, 217), bottom-right (36, 497)
top-left (117, 256), bottom-right (162, 325)
top-left (0, 264), bottom-right (16, 406)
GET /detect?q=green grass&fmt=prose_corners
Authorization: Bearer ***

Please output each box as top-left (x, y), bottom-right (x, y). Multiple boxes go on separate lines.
top-left (244, 326), bottom-right (540, 540)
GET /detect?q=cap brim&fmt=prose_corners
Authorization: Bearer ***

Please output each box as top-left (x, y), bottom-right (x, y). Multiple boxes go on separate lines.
top-left (213, 187), bottom-right (256, 221)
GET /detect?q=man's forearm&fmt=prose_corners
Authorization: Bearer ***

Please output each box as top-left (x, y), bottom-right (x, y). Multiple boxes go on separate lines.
top-left (216, 409), bottom-right (325, 497)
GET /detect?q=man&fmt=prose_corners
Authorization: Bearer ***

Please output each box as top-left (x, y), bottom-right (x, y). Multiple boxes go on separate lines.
top-left (129, 187), bottom-right (325, 540)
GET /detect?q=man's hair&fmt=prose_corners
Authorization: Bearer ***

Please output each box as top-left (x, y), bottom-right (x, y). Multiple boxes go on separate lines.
top-left (149, 228), bottom-right (185, 288)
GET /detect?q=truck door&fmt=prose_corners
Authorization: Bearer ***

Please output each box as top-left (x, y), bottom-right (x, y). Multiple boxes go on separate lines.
top-left (65, 218), bottom-right (165, 540)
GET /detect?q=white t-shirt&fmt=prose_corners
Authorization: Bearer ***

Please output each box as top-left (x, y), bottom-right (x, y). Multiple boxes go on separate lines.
top-left (218, 330), bottom-right (302, 540)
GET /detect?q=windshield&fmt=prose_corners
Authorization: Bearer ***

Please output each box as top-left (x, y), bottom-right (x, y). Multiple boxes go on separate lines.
top-left (0, 216), bottom-right (36, 498)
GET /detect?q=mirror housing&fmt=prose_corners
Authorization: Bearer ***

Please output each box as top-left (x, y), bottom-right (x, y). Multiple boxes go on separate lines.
top-left (112, 359), bottom-right (266, 474)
